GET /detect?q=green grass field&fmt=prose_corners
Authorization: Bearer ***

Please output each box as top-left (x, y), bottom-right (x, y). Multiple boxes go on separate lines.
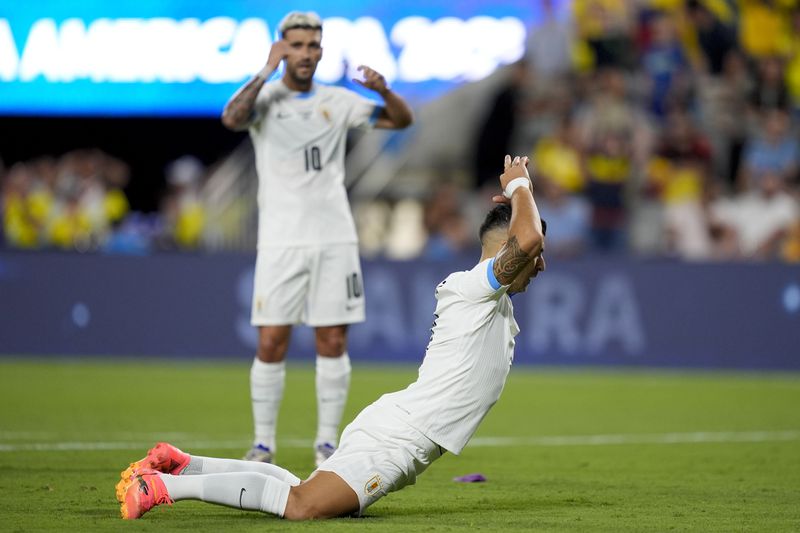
top-left (0, 359), bottom-right (799, 532)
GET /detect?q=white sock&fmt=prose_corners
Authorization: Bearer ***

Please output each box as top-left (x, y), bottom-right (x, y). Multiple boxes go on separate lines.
top-left (250, 358), bottom-right (285, 451)
top-left (161, 473), bottom-right (291, 517)
top-left (183, 455), bottom-right (301, 485)
top-left (259, 475), bottom-right (292, 516)
top-left (315, 353), bottom-right (351, 446)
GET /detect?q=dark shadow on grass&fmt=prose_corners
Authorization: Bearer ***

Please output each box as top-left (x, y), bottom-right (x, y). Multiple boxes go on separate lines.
top-left (200, 510), bottom-right (383, 522)
top-left (377, 496), bottom-right (615, 518)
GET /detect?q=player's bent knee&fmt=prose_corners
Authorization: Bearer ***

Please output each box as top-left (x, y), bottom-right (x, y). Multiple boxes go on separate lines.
top-left (283, 480), bottom-right (357, 520)
top-left (283, 492), bottom-right (322, 521)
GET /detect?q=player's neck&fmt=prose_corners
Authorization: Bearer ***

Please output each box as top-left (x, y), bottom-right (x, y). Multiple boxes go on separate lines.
top-left (479, 236), bottom-right (504, 262)
top-left (479, 247), bottom-right (499, 263)
top-left (282, 76), bottom-right (313, 93)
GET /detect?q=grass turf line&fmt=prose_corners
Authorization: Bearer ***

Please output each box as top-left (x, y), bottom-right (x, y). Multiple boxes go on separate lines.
top-left (0, 359), bottom-right (798, 531)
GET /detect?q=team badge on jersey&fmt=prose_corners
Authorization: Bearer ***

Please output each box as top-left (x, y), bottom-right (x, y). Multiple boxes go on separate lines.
top-left (364, 474), bottom-right (382, 497)
top-left (321, 107), bottom-right (332, 123)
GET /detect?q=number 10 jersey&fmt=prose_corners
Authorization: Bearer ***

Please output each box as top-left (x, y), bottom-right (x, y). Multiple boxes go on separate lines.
top-left (249, 80), bottom-right (382, 249)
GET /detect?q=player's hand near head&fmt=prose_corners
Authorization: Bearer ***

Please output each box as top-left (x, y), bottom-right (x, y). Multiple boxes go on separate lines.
top-left (353, 65), bottom-right (390, 95)
top-left (491, 154), bottom-right (545, 288)
top-left (492, 155), bottom-right (532, 204)
top-left (266, 40), bottom-right (292, 71)
top-left (500, 155), bottom-right (530, 189)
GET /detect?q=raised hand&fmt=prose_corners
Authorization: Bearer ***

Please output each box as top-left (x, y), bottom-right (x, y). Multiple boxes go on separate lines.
top-left (500, 155), bottom-right (530, 188)
top-left (266, 40), bottom-right (292, 71)
top-left (492, 155), bottom-right (531, 204)
top-left (352, 65), bottom-right (389, 95)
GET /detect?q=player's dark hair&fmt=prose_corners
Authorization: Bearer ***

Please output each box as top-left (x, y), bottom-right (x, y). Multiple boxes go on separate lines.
top-left (478, 204), bottom-right (547, 245)
top-left (479, 204), bottom-right (511, 244)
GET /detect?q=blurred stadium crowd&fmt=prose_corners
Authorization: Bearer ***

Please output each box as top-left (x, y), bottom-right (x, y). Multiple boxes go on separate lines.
top-left (1, 150), bottom-right (206, 254)
top-left (415, 0), bottom-right (800, 262)
top-left (2, 0), bottom-right (800, 261)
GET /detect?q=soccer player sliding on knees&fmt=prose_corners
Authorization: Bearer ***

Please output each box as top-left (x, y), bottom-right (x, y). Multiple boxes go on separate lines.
top-left (117, 154), bottom-right (547, 520)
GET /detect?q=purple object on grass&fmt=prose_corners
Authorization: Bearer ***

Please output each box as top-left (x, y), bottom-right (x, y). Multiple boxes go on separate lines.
top-left (453, 473), bottom-right (487, 483)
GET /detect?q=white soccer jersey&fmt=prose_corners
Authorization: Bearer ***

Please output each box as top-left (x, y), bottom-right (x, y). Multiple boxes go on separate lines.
top-left (249, 80), bottom-right (382, 248)
top-left (375, 258), bottom-right (520, 455)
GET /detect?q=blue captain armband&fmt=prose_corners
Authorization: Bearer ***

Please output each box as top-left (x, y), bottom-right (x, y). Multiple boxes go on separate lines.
top-left (486, 258), bottom-right (502, 290)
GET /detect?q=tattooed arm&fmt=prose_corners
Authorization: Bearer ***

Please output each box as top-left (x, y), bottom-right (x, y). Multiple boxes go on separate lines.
top-left (221, 76), bottom-right (268, 131)
top-left (221, 40), bottom-right (290, 131)
top-left (493, 155), bottom-right (544, 285)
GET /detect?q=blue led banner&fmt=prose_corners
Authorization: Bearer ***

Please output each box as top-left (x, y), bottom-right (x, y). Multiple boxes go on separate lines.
top-left (0, 0), bottom-right (561, 116)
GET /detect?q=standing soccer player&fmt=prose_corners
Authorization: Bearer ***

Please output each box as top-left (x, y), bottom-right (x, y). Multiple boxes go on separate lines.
top-left (117, 154), bottom-right (547, 520)
top-left (221, 11), bottom-right (413, 466)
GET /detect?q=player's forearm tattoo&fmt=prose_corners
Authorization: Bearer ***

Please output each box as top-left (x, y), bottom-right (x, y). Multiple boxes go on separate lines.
top-left (494, 236), bottom-right (533, 285)
top-left (222, 77), bottom-right (263, 128)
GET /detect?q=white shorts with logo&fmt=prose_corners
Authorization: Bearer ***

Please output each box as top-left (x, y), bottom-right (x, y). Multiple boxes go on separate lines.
top-left (315, 402), bottom-right (443, 514)
top-left (251, 244), bottom-right (365, 327)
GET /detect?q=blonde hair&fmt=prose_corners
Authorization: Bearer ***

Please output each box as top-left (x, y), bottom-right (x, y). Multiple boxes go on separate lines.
top-left (278, 11), bottom-right (322, 37)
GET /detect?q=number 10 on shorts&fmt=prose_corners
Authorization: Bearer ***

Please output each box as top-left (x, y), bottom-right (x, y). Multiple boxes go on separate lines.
top-left (346, 272), bottom-right (362, 299)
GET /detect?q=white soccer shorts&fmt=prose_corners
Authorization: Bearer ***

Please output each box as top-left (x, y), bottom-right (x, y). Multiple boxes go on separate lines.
top-left (315, 402), bottom-right (443, 514)
top-left (251, 244), bottom-right (365, 327)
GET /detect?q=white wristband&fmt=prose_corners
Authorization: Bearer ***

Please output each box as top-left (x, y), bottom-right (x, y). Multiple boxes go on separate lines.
top-left (503, 177), bottom-right (530, 199)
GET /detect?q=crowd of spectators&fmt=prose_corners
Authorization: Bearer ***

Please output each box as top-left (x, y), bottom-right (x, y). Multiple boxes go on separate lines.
top-left (1, 150), bottom-right (132, 252)
top-left (423, 0), bottom-right (800, 262)
top-left (0, 150), bottom-right (207, 253)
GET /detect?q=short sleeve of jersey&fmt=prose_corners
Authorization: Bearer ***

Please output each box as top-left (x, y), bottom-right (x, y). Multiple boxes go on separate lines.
top-left (454, 259), bottom-right (509, 302)
top-left (252, 81), bottom-right (289, 124)
top-left (339, 88), bottom-right (382, 129)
